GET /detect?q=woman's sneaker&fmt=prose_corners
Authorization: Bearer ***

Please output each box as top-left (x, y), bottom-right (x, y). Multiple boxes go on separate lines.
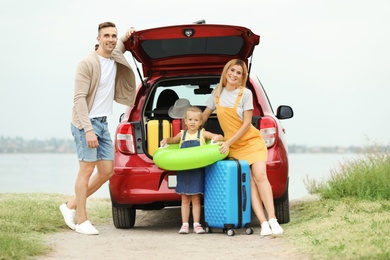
top-left (268, 218), bottom-right (284, 235)
top-left (193, 223), bottom-right (205, 234)
top-left (178, 224), bottom-right (189, 234)
top-left (260, 221), bottom-right (272, 236)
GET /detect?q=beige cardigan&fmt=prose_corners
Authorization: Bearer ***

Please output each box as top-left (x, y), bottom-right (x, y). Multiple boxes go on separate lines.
top-left (71, 44), bottom-right (136, 133)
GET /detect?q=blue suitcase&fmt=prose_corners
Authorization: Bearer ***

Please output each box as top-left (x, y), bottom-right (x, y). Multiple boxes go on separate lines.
top-left (204, 158), bottom-right (253, 236)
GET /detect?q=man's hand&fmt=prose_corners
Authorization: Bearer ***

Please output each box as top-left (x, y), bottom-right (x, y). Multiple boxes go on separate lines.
top-left (126, 27), bottom-right (136, 38)
top-left (118, 27), bottom-right (136, 53)
top-left (86, 130), bottom-right (99, 148)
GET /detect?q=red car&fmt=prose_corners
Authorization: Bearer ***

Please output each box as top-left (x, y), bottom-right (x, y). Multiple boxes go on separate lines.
top-left (109, 21), bottom-right (294, 228)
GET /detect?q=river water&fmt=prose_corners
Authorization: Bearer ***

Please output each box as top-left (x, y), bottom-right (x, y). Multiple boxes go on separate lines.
top-left (0, 153), bottom-right (357, 200)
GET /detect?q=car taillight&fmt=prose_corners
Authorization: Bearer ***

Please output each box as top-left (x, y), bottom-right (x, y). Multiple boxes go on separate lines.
top-left (116, 122), bottom-right (136, 154)
top-left (259, 117), bottom-right (278, 148)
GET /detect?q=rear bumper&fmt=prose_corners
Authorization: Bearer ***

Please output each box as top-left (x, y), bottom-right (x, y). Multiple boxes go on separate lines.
top-left (111, 145), bottom-right (289, 205)
top-left (110, 167), bottom-right (181, 206)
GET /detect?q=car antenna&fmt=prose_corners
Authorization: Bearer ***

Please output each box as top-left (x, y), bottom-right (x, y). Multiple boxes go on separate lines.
top-left (193, 19), bottom-right (206, 24)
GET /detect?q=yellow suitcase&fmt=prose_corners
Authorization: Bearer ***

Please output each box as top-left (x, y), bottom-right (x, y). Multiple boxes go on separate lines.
top-left (147, 119), bottom-right (171, 156)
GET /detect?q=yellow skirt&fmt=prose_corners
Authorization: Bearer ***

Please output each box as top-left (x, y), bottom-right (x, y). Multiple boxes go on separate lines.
top-left (228, 132), bottom-right (268, 165)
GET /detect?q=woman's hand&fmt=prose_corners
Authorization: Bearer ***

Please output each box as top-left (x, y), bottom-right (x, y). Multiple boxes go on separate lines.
top-left (219, 141), bottom-right (230, 154)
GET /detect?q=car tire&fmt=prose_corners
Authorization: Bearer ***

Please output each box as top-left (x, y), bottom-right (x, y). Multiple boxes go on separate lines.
top-left (274, 190), bottom-right (290, 224)
top-left (112, 205), bottom-right (136, 229)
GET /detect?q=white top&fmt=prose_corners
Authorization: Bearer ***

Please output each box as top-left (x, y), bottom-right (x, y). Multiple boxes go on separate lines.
top-left (205, 87), bottom-right (253, 120)
top-left (89, 56), bottom-right (117, 118)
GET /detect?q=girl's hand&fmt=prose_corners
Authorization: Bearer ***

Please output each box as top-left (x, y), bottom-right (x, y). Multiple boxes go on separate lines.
top-left (211, 134), bottom-right (223, 143)
top-left (160, 138), bottom-right (168, 147)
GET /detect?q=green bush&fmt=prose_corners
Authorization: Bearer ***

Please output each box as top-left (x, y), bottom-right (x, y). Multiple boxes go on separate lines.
top-left (306, 144), bottom-right (390, 200)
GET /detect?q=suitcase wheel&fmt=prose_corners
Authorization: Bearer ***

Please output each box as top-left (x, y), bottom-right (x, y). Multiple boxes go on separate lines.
top-left (245, 227), bottom-right (254, 235)
top-left (227, 229), bottom-right (236, 236)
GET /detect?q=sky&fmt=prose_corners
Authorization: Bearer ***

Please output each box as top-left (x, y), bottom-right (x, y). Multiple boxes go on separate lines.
top-left (0, 0), bottom-right (389, 147)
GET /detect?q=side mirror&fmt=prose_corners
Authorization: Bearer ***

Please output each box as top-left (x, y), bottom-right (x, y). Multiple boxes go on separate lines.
top-left (276, 105), bottom-right (293, 120)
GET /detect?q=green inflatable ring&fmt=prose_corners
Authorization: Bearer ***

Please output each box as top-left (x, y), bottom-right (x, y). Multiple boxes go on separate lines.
top-left (153, 142), bottom-right (228, 170)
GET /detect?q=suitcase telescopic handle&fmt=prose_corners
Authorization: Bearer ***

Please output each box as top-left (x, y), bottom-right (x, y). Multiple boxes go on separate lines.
top-left (242, 185), bottom-right (247, 211)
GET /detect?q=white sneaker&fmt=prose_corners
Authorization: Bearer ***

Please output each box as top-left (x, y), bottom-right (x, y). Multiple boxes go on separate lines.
top-left (260, 221), bottom-right (272, 236)
top-left (76, 220), bottom-right (99, 235)
top-left (59, 203), bottom-right (76, 230)
top-left (193, 224), bottom-right (206, 234)
top-left (269, 218), bottom-right (284, 235)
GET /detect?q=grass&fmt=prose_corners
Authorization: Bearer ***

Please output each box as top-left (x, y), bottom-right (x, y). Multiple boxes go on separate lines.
top-left (1, 144), bottom-right (389, 259)
top-left (286, 144), bottom-right (390, 259)
top-left (285, 198), bottom-right (390, 259)
top-left (0, 194), bottom-right (111, 260)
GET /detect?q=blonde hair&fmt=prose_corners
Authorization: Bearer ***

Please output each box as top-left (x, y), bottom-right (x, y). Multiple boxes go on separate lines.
top-left (185, 106), bottom-right (203, 119)
top-left (214, 59), bottom-right (248, 97)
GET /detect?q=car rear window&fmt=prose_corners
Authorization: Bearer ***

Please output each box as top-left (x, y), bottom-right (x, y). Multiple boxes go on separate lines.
top-left (152, 84), bottom-right (216, 110)
top-left (141, 36), bottom-right (244, 59)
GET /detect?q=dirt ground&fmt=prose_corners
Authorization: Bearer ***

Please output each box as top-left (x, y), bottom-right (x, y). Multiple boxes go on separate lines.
top-left (36, 198), bottom-right (314, 260)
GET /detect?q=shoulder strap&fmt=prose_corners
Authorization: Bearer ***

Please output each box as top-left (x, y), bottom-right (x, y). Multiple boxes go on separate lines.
top-left (182, 130), bottom-right (187, 141)
top-left (233, 87), bottom-right (245, 109)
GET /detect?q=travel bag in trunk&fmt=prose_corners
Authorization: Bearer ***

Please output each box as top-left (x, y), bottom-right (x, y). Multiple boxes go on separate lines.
top-left (171, 119), bottom-right (185, 136)
top-left (147, 119), bottom-right (171, 156)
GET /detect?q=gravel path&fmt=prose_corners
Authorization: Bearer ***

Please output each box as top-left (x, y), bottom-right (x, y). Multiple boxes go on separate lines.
top-left (35, 197), bottom-right (315, 260)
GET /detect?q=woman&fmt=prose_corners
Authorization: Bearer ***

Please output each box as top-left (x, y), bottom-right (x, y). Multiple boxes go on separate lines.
top-left (202, 59), bottom-right (283, 236)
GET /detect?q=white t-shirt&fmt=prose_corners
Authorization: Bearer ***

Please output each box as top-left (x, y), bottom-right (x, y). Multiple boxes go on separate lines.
top-left (89, 56), bottom-right (117, 118)
top-left (205, 87), bottom-right (253, 120)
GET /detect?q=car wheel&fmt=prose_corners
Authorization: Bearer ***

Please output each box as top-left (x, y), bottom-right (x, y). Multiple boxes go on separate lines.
top-left (274, 190), bottom-right (290, 224)
top-left (112, 205), bottom-right (136, 229)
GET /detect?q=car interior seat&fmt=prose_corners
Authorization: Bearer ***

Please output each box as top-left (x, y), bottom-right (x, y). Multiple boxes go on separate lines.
top-left (152, 89), bottom-right (179, 119)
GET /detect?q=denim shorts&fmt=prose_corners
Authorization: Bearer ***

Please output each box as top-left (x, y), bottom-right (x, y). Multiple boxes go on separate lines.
top-left (71, 117), bottom-right (114, 162)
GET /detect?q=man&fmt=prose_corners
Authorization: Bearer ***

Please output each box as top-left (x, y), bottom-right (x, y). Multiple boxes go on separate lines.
top-left (60, 22), bottom-right (136, 235)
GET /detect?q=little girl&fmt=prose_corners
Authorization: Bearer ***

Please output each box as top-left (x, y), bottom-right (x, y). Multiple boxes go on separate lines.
top-left (160, 106), bottom-right (223, 234)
